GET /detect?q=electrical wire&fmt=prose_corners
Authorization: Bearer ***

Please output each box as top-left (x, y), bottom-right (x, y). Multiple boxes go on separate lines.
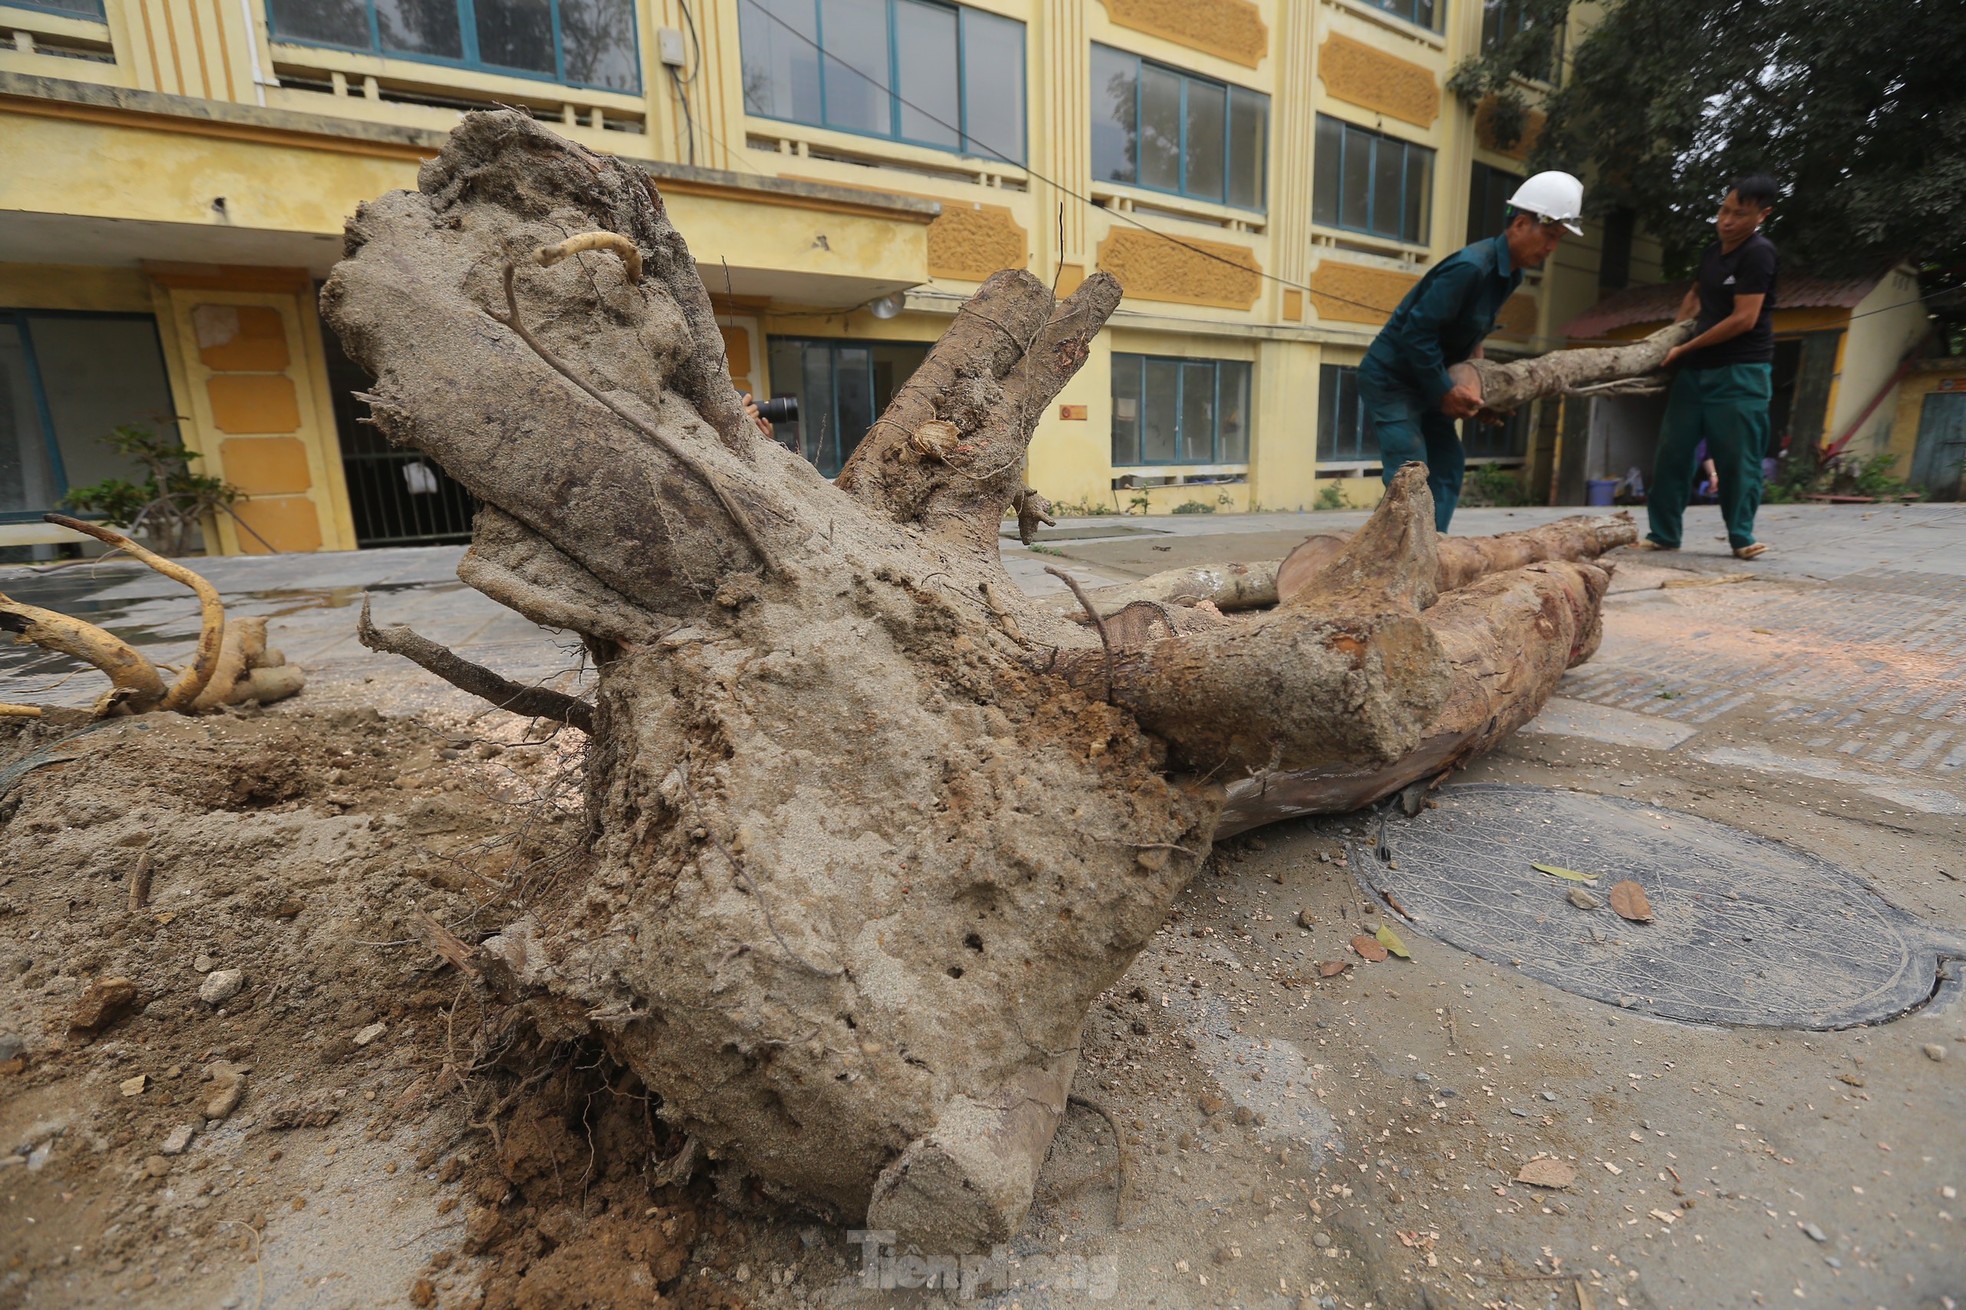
top-left (733, 0), bottom-right (1964, 350)
top-left (668, 64), bottom-right (697, 165)
top-left (735, 0), bottom-right (1479, 331)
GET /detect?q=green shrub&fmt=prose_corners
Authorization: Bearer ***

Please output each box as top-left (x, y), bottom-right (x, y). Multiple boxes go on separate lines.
top-left (1313, 482), bottom-right (1348, 511)
top-left (1171, 500), bottom-right (1216, 514)
top-left (61, 423), bottom-right (238, 556)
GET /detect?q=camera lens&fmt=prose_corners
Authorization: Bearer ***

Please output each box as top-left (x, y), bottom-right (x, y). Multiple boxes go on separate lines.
top-left (755, 396), bottom-right (799, 424)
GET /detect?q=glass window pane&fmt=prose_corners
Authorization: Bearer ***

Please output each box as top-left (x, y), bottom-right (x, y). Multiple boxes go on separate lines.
top-left (1138, 64), bottom-right (1183, 192)
top-left (867, 341), bottom-right (930, 418)
top-left (801, 343), bottom-right (841, 473)
top-left (1141, 359), bottom-right (1179, 462)
top-left (1219, 362), bottom-right (1250, 463)
top-left (0, 323), bottom-right (59, 516)
top-left (961, 10), bottom-right (1025, 162)
top-left (24, 315), bottom-right (182, 502)
top-left (1179, 361), bottom-right (1215, 461)
top-left (894, 0), bottom-right (959, 147)
top-left (819, 0), bottom-right (892, 135)
top-left (1111, 354), bottom-right (1141, 465)
top-left (740, 0), bottom-right (821, 121)
top-left (1372, 137), bottom-right (1405, 238)
top-left (1417, 0), bottom-right (1435, 30)
top-left (1340, 126), bottom-right (1372, 231)
top-left (1090, 45), bottom-right (1137, 184)
top-left (22, 0), bottom-right (103, 13)
top-left (476, 0), bottom-right (554, 75)
top-left (830, 345), bottom-right (875, 479)
top-left (1405, 145), bottom-right (1432, 243)
top-left (1316, 365), bottom-right (1337, 462)
top-left (765, 337), bottom-right (808, 458)
top-left (268, 0), bottom-right (370, 47)
top-left (376, 0), bottom-right (462, 58)
top-left (560, 0), bottom-right (640, 90)
top-left (1227, 89), bottom-right (1266, 210)
top-left (1313, 115), bottom-right (1342, 227)
top-left (1184, 78), bottom-right (1225, 201)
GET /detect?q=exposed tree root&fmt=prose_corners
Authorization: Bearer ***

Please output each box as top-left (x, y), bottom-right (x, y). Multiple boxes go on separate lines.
top-left (2, 516), bottom-right (302, 717)
top-left (320, 109), bottom-right (1634, 1252)
top-left (356, 596), bottom-right (592, 733)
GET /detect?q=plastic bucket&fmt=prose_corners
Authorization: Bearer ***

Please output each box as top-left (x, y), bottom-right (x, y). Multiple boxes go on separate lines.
top-left (1585, 479), bottom-right (1618, 507)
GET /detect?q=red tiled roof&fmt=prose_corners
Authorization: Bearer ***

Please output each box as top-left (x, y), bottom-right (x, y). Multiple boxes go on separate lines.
top-left (1563, 269), bottom-right (1891, 341)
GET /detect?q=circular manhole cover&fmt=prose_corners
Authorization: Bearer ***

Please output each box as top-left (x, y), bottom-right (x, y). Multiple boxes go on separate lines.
top-left (1340, 785), bottom-right (1959, 1029)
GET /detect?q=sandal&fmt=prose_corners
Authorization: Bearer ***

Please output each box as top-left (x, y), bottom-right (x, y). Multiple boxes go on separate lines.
top-left (1628, 540), bottom-right (1677, 552)
top-left (1733, 543), bottom-right (1769, 560)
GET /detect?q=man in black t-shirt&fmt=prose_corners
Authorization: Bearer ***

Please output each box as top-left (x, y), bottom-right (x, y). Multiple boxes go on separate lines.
top-left (1635, 174), bottom-right (1780, 559)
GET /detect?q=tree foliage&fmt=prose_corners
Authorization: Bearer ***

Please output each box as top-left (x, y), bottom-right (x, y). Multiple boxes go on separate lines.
top-left (1452, 0), bottom-right (1966, 296)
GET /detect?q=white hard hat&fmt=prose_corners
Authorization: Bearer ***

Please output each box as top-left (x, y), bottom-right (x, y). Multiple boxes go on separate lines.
top-left (1506, 171), bottom-right (1585, 235)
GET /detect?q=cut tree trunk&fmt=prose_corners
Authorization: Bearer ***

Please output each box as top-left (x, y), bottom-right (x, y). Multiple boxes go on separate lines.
top-left (322, 111), bottom-right (1637, 1250)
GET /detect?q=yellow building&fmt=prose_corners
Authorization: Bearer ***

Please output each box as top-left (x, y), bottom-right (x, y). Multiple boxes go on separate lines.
top-left (1, 0), bottom-right (1616, 556)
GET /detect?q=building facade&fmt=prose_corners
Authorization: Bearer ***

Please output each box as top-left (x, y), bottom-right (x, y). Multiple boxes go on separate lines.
top-left (1, 0), bottom-right (1622, 556)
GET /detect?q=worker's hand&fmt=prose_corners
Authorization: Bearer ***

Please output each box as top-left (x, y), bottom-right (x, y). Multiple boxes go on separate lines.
top-left (739, 391), bottom-right (772, 439)
top-left (1441, 383), bottom-right (1483, 420)
top-left (1662, 345), bottom-right (1687, 370)
top-left (1475, 407), bottom-right (1513, 428)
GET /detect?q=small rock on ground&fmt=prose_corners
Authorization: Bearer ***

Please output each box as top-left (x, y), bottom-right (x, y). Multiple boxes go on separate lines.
top-left (198, 970), bottom-right (245, 1005)
top-left (160, 1124), bottom-right (197, 1155)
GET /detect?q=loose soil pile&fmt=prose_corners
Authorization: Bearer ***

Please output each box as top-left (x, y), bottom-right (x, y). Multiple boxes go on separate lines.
top-left (0, 706), bottom-right (757, 1309)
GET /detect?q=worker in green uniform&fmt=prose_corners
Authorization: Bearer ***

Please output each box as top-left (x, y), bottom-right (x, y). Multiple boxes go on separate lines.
top-left (1359, 171), bottom-right (1584, 533)
top-left (1635, 174), bottom-right (1780, 559)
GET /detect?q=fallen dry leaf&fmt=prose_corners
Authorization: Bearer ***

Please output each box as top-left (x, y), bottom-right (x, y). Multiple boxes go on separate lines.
top-left (1515, 1157), bottom-right (1576, 1189)
top-left (1350, 934), bottom-right (1389, 962)
top-left (1534, 862), bottom-right (1599, 884)
top-left (1318, 960), bottom-right (1352, 978)
top-left (1375, 923), bottom-right (1411, 959)
top-left (1609, 879), bottom-right (1655, 923)
top-left (1385, 892), bottom-right (1411, 920)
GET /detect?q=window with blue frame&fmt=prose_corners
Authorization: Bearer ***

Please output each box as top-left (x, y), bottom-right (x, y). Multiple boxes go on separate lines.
top-left (1481, 0), bottom-right (1557, 79)
top-left (1360, 0), bottom-right (1438, 32)
top-left (1317, 362), bottom-right (1529, 463)
top-left (1313, 115), bottom-right (1433, 244)
top-left (0, 311), bottom-right (180, 523)
top-left (265, 0), bottom-right (641, 94)
top-left (1467, 161), bottom-right (1520, 245)
top-left (12, 0), bottom-right (106, 17)
top-left (738, 0), bottom-right (1026, 164)
top-left (1090, 45), bottom-right (1267, 211)
top-left (1111, 355), bottom-right (1251, 467)
top-left (764, 337), bottom-right (931, 479)
top-left (1317, 364), bottom-right (1376, 464)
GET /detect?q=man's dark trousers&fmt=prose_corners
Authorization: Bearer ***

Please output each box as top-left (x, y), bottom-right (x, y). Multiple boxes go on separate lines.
top-left (1359, 356), bottom-right (1462, 533)
top-left (1647, 362), bottom-right (1772, 550)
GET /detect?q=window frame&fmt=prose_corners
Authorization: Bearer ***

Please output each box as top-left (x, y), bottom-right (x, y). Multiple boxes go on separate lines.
top-left (1313, 114), bottom-right (1434, 246)
top-left (0, 308), bottom-right (179, 524)
top-left (1467, 160), bottom-right (1521, 246)
top-left (1316, 362), bottom-right (1377, 466)
top-left (1110, 353), bottom-right (1252, 468)
top-left (1356, 0), bottom-right (1439, 35)
top-left (264, 0), bottom-right (644, 96)
top-left (764, 335), bottom-right (934, 479)
top-left (1317, 361), bottom-right (1532, 465)
top-left (7, 0), bottom-right (106, 17)
top-left (737, 0), bottom-right (1028, 165)
top-left (1089, 43), bottom-right (1269, 213)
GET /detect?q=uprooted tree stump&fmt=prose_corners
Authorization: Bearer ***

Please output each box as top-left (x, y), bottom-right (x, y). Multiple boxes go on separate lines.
top-left (0, 514), bottom-right (302, 719)
top-left (323, 110), bottom-right (1641, 1250)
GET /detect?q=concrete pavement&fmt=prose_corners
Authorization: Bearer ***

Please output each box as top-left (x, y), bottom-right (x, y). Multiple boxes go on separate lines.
top-left (3, 502), bottom-right (1963, 1307)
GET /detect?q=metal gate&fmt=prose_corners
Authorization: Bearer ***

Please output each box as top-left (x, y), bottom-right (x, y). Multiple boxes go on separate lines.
top-left (321, 310), bottom-right (477, 546)
top-left (1911, 391), bottom-right (1966, 502)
